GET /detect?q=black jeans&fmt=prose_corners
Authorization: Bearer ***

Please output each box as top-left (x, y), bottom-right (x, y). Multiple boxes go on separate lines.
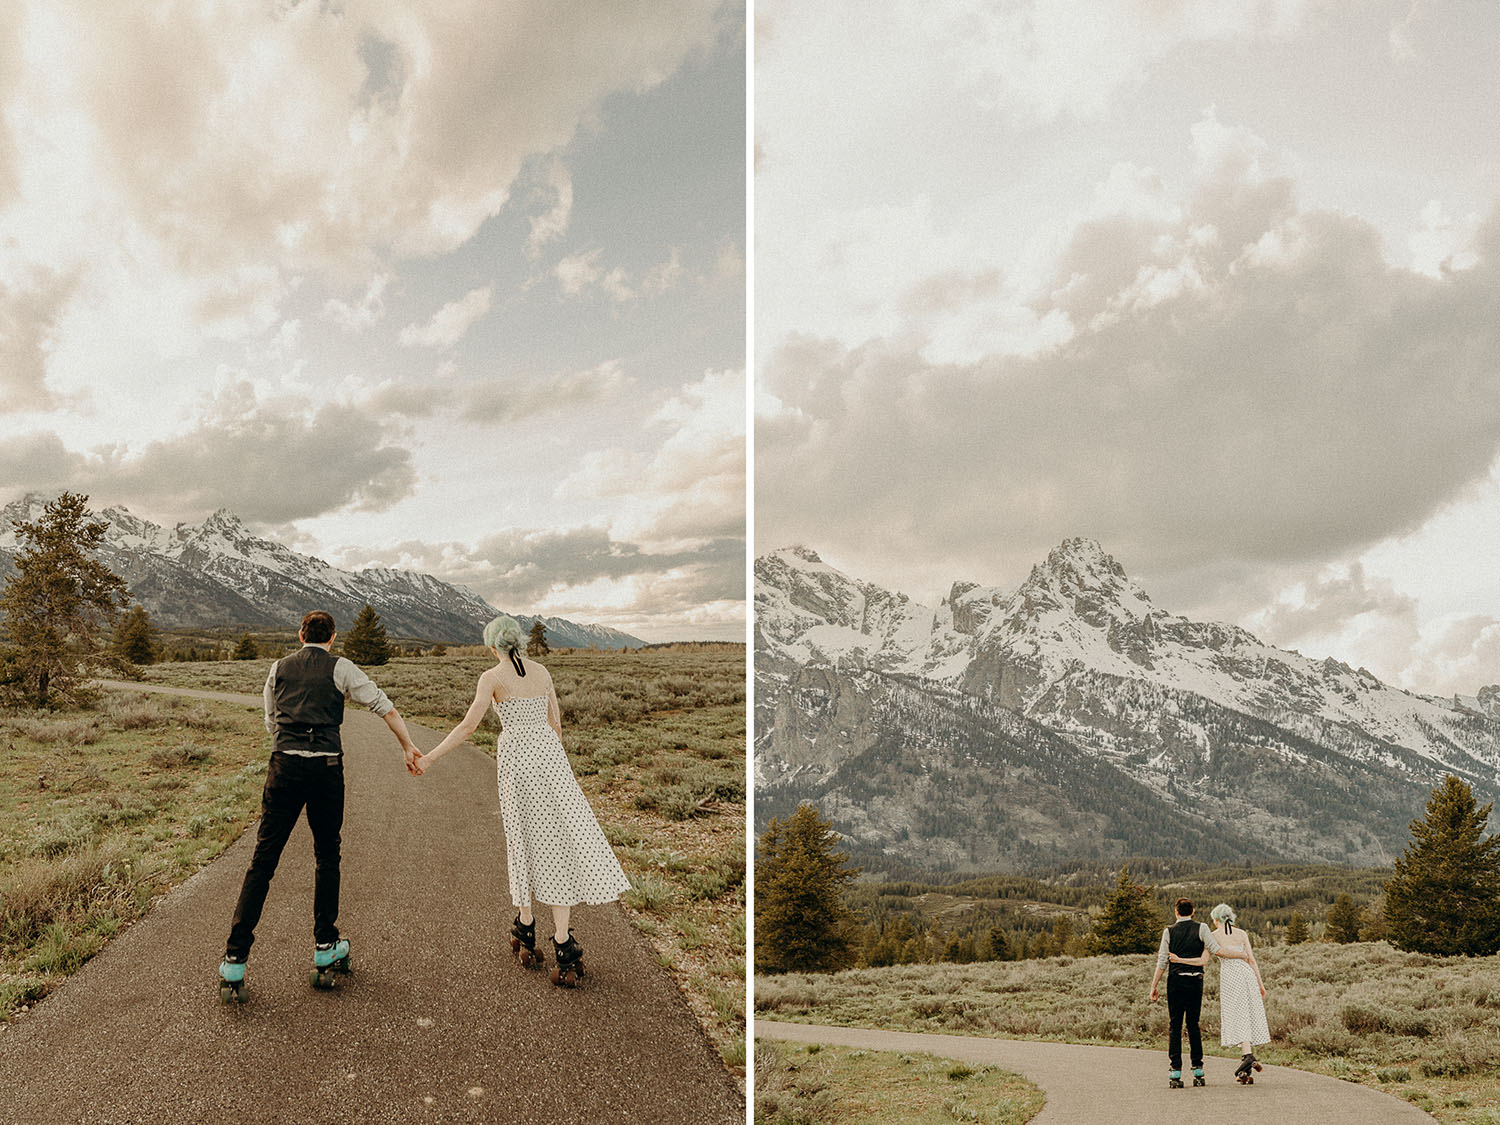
top-left (1167, 972), bottom-right (1204, 1070)
top-left (226, 752), bottom-right (345, 959)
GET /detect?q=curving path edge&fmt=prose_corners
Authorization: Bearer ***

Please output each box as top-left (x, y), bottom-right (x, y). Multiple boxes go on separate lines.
top-left (756, 1020), bottom-right (1434, 1124)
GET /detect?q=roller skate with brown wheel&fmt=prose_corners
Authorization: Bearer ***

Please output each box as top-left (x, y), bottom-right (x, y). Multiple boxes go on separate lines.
top-left (310, 938), bottom-right (351, 989)
top-left (550, 930), bottom-right (585, 988)
top-left (1192, 1067), bottom-right (1206, 1087)
top-left (1234, 1054), bottom-right (1261, 1084)
top-left (217, 956), bottom-right (248, 1004)
top-left (510, 915), bottom-right (544, 969)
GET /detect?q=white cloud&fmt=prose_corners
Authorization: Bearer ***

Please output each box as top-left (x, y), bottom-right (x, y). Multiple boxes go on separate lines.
top-left (0, 0), bottom-right (720, 401)
top-left (398, 285), bottom-right (492, 350)
top-left (559, 368), bottom-right (745, 550)
top-left (552, 246), bottom-right (686, 302)
top-left (321, 273), bottom-right (390, 332)
top-left (527, 158), bottom-right (573, 256)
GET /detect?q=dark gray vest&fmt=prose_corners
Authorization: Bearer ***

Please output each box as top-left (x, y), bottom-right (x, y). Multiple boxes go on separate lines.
top-left (1167, 919), bottom-right (1204, 978)
top-left (271, 646), bottom-right (344, 755)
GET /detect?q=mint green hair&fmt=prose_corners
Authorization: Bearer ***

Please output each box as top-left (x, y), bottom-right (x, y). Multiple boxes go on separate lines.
top-left (1210, 903), bottom-right (1237, 929)
top-left (483, 615), bottom-right (524, 654)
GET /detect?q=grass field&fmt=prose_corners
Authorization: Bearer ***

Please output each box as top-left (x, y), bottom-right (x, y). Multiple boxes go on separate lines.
top-left (756, 942), bottom-right (1500, 1123)
top-left (754, 1039), bottom-right (1044, 1125)
top-left (143, 647), bottom-right (749, 1076)
top-left (0, 690), bottom-right (268, 1020)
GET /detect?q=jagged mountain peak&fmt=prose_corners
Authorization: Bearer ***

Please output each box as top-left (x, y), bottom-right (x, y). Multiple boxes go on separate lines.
top-left (756, 541), bottom-right (1500, 872)
top-left (1023, 537), bottom-right (1139, 598)
top-left (782, 544), bottom-right (825, 565)
top-left (0, 495), bottom-right (645, 648)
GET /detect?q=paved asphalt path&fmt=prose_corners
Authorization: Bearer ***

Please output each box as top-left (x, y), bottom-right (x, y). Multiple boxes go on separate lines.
top-left (757, 1021), bottom-right (1434, 1123)
top-left (0, 683), bottom-right (743, 1125)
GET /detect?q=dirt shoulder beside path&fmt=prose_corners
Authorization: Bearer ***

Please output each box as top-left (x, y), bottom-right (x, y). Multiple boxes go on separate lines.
top-left (756, 1020), bottom-right (1432, 1124)
top-left (1, 684), bottom-right (742, 1125)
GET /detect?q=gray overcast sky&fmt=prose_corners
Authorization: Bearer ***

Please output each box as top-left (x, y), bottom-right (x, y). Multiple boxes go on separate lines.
top-left (0, 0), bottom-right (745, 642)
top-left (756, 0), bottom-right (1500, 694)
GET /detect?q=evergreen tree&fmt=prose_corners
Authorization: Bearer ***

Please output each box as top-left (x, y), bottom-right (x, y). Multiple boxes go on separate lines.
top-left (1325, 893), bottom-right (1363, 944)
top-left (0, 493), bottom-right (129, 706)
top-left (232, 632), bottom-right (259, 660)
top-left (1051, 915), bottom-right (1075, 957)
top-left (1385, 775), bottom-right (1500, 956)
top-left (343, 604), bottom-right (391, 666)
top-left (527, 619), bottom-right (550, 658)
top-left (113, 605), bottom-right (157, 665)
top-left (1285, 912), bottom-right (1310, 944)
top-left (985, 926), bottom-right (1012, 961)
top-left (1089, 867), bottom-right (1162, 955)
top-left (755, 802), bottom-right (860, 973)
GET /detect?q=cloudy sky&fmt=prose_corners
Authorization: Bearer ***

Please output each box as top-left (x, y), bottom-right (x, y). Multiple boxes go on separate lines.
top-left (756, 0), bottom-right (1500, 694)
top-left (0, 0), bottom-right (745, 642)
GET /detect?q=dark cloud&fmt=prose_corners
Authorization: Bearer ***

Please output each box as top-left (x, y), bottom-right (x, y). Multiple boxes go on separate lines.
top-left (461, 361), bottom-right (632, 426)
top-left (759, 176), bottom-right (1500, 609)
top-left (0, 389), bottom-right (415, 524)
top-left (0, 271), bottom-right (77, 413)
top-left (352, 528), bottom-right (743, 608)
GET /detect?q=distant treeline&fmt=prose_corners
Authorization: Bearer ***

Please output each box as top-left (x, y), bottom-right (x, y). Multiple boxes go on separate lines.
top-left (846, 860), bottom-right (1392, 967)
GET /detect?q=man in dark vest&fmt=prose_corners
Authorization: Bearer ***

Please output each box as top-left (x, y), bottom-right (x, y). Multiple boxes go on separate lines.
top-left (1147, 898), bottom-right (1247, 1088)
top-left (216, 610), bottom-right (419, 999)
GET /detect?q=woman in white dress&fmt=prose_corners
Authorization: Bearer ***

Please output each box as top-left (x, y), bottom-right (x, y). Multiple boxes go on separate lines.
top-left (1171, 901), bottom-right (1270, 1082)
top-left (414, 615), bottom-right (630, 985)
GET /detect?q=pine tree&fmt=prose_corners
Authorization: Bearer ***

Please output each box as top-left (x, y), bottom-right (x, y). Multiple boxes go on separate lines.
top-left (755, 802), bottom-right (860, 973)
top-left (342, 604), bottom-right (391, 666)
top-left (527, 619), bottom-right (550, 658)
top-left (1325, 893), bottom-right (1363, 944)
top-left (1385, 775), bottom-right (1500, 956)
top-left (1089, 867), bottom-right (1162, 955)
top-left (987, 927), bottom-right (1012, 961)
top-left (1052, 915), bottom-right (1075, 957)
top-left (232, 632), bottom-right (259, 660)
top-left (0, 493), bottom-right (129, 706)
top-left (1285, 912), bottom-right (1310, 944)
top-left (114, 605), bottom-right (157, 665)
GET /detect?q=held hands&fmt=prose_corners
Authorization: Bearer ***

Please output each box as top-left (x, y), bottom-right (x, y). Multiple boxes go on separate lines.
top-left (399, 736), bottom-right (423, 776)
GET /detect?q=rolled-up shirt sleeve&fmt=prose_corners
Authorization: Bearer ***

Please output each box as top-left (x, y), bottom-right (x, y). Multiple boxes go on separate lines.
top-left (334, 657), bottom-right (394, 716)
top-left (263, 661), bottom-right (278, 734)
top-left (1202, 923), bottom-right (1220, 954)
top-left (1155, 927), bottom-right (1170, 971)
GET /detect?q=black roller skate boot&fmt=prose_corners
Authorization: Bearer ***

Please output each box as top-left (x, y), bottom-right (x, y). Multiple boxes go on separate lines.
top-left (510, 915), bottom-right (544, 968)
top-left (1234, 1053), bottom-right (1261, 1084)
top-left (550, 930), bottom-right (585, 988)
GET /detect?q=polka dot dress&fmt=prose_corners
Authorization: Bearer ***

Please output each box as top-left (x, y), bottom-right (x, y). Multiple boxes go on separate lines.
top-left (495, 696), bottom-right (631, 908)
top-left (1218, 943), bottom-right (1271, 1046)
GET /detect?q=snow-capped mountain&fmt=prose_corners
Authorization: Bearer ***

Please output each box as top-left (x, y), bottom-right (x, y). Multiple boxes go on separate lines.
top-left (0, 494), bottom-right (644, 649)
top-left (756, 541), bottom-right (1500, 871)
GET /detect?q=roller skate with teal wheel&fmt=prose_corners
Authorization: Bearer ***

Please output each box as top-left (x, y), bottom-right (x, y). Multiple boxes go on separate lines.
top-left (218, 956), bottom-right (247, 1003)
top-left (1192, 1067), bottom-right (1206, 1087)
top-left (549, 931), bottom-right (584, 988)
top-left (1167, 1070), bottom-right (1183, 1089)
top-left (510, 915), bottom-right (544, 969)
top-left (310, 938), bottom-right (351, 989)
